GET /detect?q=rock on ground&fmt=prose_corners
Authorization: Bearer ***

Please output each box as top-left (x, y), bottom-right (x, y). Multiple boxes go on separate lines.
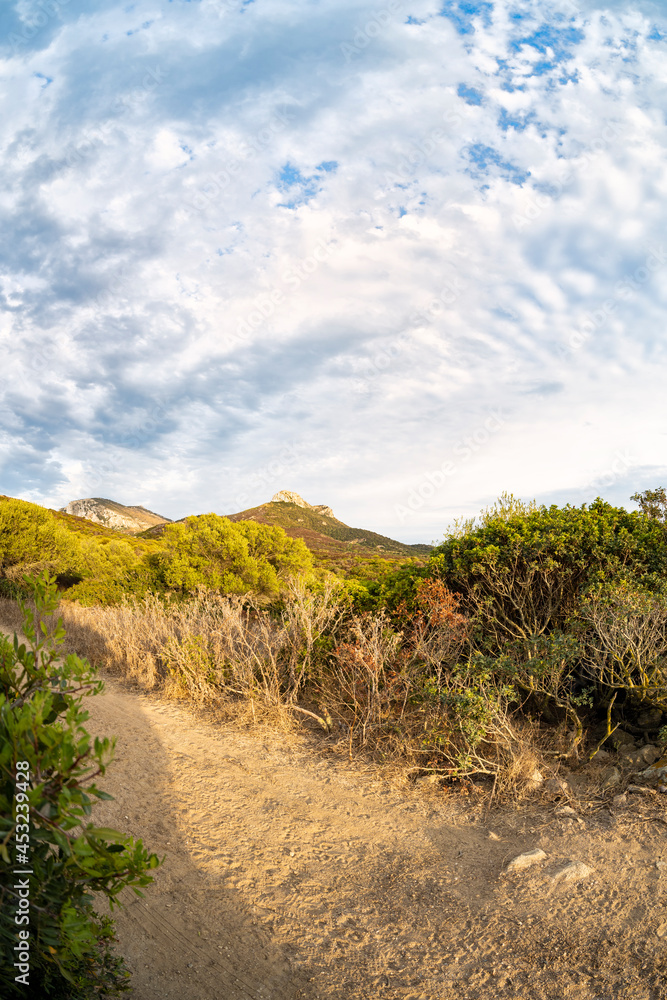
top-left (506, 848), bottom-right (547, 873)
top-left (553, 862), bottom-right (594, 883)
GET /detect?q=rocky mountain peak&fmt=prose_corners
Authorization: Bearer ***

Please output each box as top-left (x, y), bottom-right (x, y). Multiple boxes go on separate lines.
top-left (271, 490), bottom-right (334, 519)
top-left (60, 498), bottom-right (171, 535)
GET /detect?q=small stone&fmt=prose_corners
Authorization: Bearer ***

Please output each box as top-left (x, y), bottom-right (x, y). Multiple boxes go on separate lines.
top-left (623, 745), bottom-right (660, 767)
top-left (609, 730), bottom-right (636, 748)
top-left (637, 708), bottom-right (664, 729)
top-left (655, 860), bottom-right (667, 871)
top-left (555, 806), bottom-right (579, 819)
top-left (627, 784), bottom-right (656, 795)
top-left (639, 745), bottom-right (661, 765)
top-left (601, 766), bottom-right (621, 790)
top-left (590, 749), bottom-right (611, 762)
top-left (642, 757), bottom-right (667, 780)
top-left (552, 861), bottom-right (594, 883)
top-left (525, 768), bottom-right (544, 791)
top-left (506, 848), bottom-right (547, 873)
top-left (657, 923), bottom-right (667, 938)
top-left (612, 793), bottom-right (628, 808)
top-left (488, 832), bottom-right (500, 841)
top-left (416, 773), bottom-right (441, 785)
top-left (544, 777), bottom-right (569, 795)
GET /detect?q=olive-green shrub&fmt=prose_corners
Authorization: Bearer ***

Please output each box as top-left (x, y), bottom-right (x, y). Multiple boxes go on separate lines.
top-left (0, 574), bottom-right (160, 998)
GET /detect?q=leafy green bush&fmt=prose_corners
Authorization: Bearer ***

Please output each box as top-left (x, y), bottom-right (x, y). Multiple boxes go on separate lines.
top-left (154, 513), bottom-right (313, 597)
top-left (0, 574), bottom-right (160, 998)
top-left (428, 498), bottom-right (667, 651)
top-left (0, 500), bottom-right (80, 578)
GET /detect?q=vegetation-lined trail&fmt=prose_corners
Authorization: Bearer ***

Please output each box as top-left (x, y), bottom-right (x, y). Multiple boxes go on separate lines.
top-left (78, 672), bottom-right (666, 1000)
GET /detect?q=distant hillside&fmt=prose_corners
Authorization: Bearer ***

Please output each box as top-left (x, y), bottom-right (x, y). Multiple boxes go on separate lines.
top-left (61, 498), bottom-right (171, 535)
top-left (1, 491), bottom-right (432, 593)
top-left (228, 491), bottom-right (432, 557)
top-left (139, 491), bottom-right (431, 578)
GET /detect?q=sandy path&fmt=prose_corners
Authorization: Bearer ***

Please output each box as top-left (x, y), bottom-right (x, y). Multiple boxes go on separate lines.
top-left (1, 607), bottom-right (665, 999)
top-left (79, 677), bottom-right (667, 1000)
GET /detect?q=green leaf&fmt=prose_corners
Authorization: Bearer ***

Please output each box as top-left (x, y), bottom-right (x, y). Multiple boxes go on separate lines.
top-left (87, 826), bottom-right (128, 842)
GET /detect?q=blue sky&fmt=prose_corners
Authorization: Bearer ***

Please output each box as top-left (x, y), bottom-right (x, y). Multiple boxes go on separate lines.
top-left (1, 0), bottom-right (666, 542)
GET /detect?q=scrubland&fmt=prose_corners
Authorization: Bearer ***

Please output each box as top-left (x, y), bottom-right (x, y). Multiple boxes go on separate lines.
top-left (2, 489), bottom-right (667, 998)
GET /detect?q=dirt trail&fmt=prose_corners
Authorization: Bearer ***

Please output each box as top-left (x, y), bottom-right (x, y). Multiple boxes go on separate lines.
top-left (1, 605), bottom-right (665, 1000)
top-left (76, 676), bottom-right (667, 1000)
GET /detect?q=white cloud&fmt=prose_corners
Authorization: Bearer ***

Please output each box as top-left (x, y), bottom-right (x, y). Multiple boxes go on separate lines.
top-left (0, 0), bottom-right (666, 540)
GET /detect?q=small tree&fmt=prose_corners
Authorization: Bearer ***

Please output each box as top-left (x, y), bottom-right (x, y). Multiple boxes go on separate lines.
top-left (0, 574), bottom-right (160, 998)
top-left (155, 514), bottom-right (312, 597)
top-left (630, 487), bottom-right (667, 523)
top-left (577, 581), bottom-right (667, 712)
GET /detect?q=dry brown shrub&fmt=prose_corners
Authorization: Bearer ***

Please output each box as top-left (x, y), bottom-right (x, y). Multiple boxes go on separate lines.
top-left (0, 582), bottom-right (548, 797)
top-left (53, 579), bottom-right (345, 730)
top-left (0, 597), bottom-right (25, 634)
top-left (324, 610), bottom-right (408, 748)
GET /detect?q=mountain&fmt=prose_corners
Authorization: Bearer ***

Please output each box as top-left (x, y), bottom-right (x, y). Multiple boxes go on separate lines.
top-left (136, 490), bottom-right (431, 575)
top-left (270, 489), bottom-right (334, 518)
top-left (226, 491), bottom-right (432, 559)
top-left (60, 498), bottom-right (172, 535)
top-left (60, 490), bottom-right (432, 576)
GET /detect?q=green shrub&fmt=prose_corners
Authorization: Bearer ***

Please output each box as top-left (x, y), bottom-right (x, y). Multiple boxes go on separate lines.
top-left (154, 513), bottom-right (313, 597)
top-left (0, 574), bottom-right (160, 997)
top-left (428, 498), bottom-right (667, 651)
top-left (0, 500), bottom-right (80, 577)
top-left (361, 560), bottom-right (427, 617)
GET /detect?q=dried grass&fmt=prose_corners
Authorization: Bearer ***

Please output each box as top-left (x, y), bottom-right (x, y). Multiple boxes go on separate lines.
top-left (0, 581), bottom-right (550, 797)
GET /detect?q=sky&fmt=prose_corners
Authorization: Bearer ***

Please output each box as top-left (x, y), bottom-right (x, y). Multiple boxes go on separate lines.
top-left (1, 0), bottom-right (666, 543)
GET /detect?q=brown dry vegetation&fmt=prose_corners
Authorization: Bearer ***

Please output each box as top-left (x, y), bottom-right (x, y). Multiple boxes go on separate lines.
top-left (0, 579), bottom-right (556, 801)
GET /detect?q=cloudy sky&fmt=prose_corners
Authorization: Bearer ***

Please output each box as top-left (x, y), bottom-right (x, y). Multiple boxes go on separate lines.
top-left (1, 0), bottom-right (666, 542)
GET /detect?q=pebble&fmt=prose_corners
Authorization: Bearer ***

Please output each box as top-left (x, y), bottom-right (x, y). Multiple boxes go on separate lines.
top-left (637, 708), bottom-right (664, 728)
top-left (627, 784), bottom-right (656, 795)
top-left (416, 773), bottom-right (441, 785)
top-left (601, 766), bottom-right (621, 790)
top-left (506, 848), bottom-right (547, 873)
top-left (552, 861), bottom-right (594, 883)
top-left (623, 745), bottom-right (661, 767)
top-left (612, 793), bottom-right (628, 808)
top-left (525, 768), bottom-right (544, 791)
top-left (555, 806), bottom-right (579, 819)
top-left (488, 832), bottom-right (500, 841)
top-left (642, 759), bottom-right (667, 780)
top-left (544, 777), bottom-right (569, 795)
top-left (608, 730), bottom-right (636, 748)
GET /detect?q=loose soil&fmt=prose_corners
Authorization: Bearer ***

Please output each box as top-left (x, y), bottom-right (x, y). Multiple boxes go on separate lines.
top-left (2, 608), bottom-right (665, 1000)
top-left (80, 676), bottom-right (667, 1000)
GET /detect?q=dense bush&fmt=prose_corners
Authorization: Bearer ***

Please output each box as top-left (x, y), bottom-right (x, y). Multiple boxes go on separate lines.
top-left (428, 497), bottom-right (667, 647)
top-left (0, 574), bottom-right (159, 998)
top-left (0, 500), bottom-right (314, 605)
top-left (153, 513), bottom-right (313, 597)
top-left (425, 496), bottom-right (667, 746)
top-left (0, 500), bottom-right (80, 578)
